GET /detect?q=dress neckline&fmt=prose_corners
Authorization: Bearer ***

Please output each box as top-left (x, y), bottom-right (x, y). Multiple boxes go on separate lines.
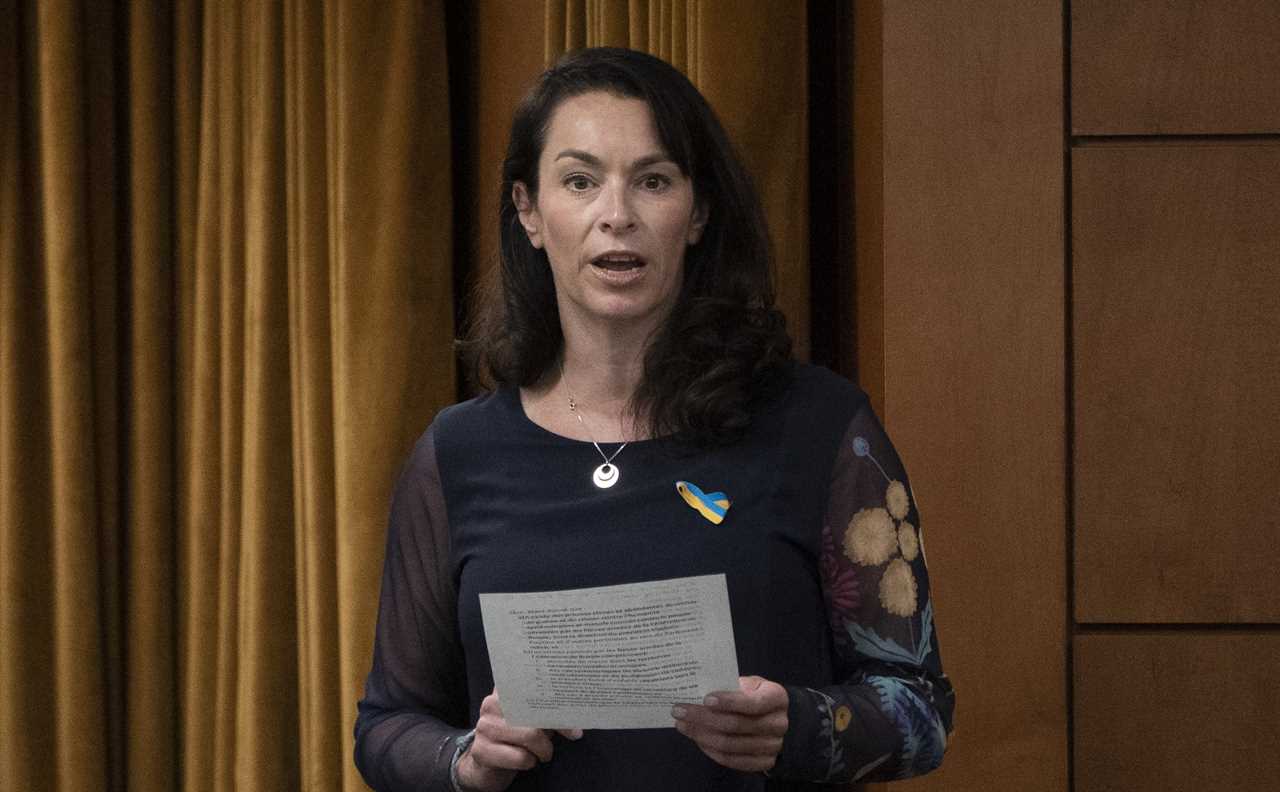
top-left (502, 385), bottom-right (669, 448)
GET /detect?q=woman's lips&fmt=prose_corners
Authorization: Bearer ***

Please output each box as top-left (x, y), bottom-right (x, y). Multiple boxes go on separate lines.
top-left (591, 252), bottom-right (646, 271)
top-left (589, 253), bottom-right (648, 284)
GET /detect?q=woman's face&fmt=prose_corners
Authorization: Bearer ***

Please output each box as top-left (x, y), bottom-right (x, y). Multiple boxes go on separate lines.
top-left (514, 91), bottom-right (706, 336)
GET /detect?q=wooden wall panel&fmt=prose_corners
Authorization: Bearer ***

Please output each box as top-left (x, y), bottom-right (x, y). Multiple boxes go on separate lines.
top-left (1072, 0), bottom-right (1280, 135)
top-left (1073, 145), bottom-right (1280, 623)
top-left (1074, 632), bottom-right (1280, 791)
top-left (860, 2), bottom-right (1067, 788)
top-left (853, 0), bottom-right (884, 414)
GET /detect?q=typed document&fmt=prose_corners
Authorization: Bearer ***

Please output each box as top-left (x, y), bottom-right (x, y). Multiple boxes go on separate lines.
top-left (479, 574), bottom-right (740, 729)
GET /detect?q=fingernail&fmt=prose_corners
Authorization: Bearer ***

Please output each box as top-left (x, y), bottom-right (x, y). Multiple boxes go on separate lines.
top-left (703, 696), bottom-right (719, 707)
top-left (568, 729), bottom-right (583, 740)
top-left (671, 705), bottom-right (687, 719)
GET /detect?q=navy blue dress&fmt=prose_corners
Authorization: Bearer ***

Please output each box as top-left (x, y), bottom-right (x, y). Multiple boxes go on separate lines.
top-left (355, 364), bottom-right (955, 791)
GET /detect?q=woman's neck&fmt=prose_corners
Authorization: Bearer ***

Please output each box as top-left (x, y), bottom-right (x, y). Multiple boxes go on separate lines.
top-left (560, 340), bottom-right (642, 406)
top-left (520, 316), bottom-right (658, 442)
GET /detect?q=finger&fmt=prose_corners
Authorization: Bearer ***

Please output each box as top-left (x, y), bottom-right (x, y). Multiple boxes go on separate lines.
top-left (698, 745), bottom-right (778, 774)
top-left (456, 750), bottom-right (517, 792)
top-left (478, 722), bottom-right (557, 763)
top-left (703, 677), bottom-right (789, 716)
top-left (475, 707), bottom-right (557, 763)
top-left (673, 720), bottom-right (784, 756)
top-left (466, 739), bottom-right (541, 772)
top-left (701, 675), bottom-right (764, 708)
top-left (673, 704), bottom-right (787, 737)
top-left (555, 728), bottom-right (584, 741)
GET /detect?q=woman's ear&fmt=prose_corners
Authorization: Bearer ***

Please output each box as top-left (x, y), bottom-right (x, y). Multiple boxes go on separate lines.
top-left (512, 182), bottom-right (543, 249)
top-left (687, 202), bottom-right (709, 245)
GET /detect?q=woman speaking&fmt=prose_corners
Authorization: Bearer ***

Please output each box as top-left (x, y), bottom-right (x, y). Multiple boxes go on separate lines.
top-left (355, 47), bottom-right (954, 791)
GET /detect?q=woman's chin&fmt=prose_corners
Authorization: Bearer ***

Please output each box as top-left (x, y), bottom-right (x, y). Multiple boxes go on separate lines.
top-left (572, 297), bottom-right (674, 330)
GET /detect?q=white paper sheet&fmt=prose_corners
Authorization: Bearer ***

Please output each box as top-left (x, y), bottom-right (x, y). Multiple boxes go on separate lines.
top-left (479, 574), bottom-right (740, 729)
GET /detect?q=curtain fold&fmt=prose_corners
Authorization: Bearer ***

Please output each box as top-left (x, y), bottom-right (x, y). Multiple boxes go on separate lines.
top-left (284, 0), bottom-right (342, 788)
top-left (3, 1), bottom-right (116, 788)
top-left (326, 1), bottom-right (457, 788)
top-left (2, 2), bottom-right (456, 789)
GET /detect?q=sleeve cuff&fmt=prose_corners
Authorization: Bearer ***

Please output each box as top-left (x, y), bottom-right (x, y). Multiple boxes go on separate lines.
top-left (769, 685), bottom-right (845, 782)
top-left (448, 729), bottom-right (477, 792)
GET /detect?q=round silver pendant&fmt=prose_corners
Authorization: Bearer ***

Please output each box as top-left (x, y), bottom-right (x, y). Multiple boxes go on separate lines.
top-left (592, 463), bottom-right (619, 489)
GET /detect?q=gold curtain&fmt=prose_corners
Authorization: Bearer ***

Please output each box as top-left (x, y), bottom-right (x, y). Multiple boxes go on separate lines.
top-left (542, 0), bottom-right (810, 358)
top-left (0, 1), bottom-right (456, 789)
top-left (546, 0), bottom-right (700, 78)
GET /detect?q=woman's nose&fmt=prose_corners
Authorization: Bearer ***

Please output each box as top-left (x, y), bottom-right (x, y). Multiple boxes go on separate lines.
top-left (597, 184), bottom-right (637, 233)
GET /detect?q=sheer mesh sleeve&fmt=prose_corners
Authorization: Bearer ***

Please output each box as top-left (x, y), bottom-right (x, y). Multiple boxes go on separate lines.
top-left (355, 425), bottom-right (470, 791)
top-left (772, 401), bottom-right (955, 783)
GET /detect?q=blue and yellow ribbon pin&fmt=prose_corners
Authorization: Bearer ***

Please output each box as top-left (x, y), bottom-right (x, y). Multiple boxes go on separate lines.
top-left (676, 481), bottom-right (731, 525)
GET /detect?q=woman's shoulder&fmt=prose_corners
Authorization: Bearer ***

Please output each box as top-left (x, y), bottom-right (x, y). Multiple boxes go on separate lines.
top-left (749, 362), bottom-right (869, 453)
top-left (783, 362), bottom-right (869, 415)
top-left (431, 388), bottom-right (505, 424)
top-left (396, 389), bottom-right (519, 486)
top-left (426, 388), bottom-right (517, 447)
top-left (749, 364), bottom-right (872, 496)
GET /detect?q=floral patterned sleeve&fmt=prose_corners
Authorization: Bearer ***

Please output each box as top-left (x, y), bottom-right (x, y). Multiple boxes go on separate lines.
top-left (771, 401), bottom-right (956, 783)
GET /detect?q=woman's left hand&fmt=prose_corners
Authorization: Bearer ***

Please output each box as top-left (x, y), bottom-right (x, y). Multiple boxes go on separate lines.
top-left (671, 675), bottom-right (789, 773)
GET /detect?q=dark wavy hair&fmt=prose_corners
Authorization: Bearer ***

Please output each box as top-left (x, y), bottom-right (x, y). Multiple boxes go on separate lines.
top-left (464, 47), bottom-right (792, 447)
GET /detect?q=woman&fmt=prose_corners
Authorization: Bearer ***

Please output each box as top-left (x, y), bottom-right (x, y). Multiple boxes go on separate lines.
top-left (355, 47), bottom-right (954, 791)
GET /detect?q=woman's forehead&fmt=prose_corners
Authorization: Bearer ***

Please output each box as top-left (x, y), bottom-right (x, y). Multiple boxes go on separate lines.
top-left (542, 92), bottom-right (666, 161)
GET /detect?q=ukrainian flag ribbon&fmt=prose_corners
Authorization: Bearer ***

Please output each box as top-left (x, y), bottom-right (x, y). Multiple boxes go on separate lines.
top-left (676, 480), bottom-right (731, 525)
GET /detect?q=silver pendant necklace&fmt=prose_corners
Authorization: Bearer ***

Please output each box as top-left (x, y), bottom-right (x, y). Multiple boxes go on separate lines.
top-left (569, 396), bottom-right (626, 488)
top-left (561, 362), bottom-right (628, 489)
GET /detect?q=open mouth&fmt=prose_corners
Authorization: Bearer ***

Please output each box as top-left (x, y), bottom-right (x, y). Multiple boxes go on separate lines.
top-left (591, 252), bottom-right (647, 272)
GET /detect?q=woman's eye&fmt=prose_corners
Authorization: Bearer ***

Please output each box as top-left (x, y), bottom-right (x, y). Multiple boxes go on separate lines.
top-left (640, 174), bottom-right (670, 191)
top-left (565, 175), bottom-right (594, 191)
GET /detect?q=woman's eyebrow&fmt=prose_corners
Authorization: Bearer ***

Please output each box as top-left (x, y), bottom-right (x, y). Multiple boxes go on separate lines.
top-left (553, 149), bottom-right (674, 169)
top-left (553, 149), bottom-right (602, 165)
top-left (631, 153), bottom-right (675, 169)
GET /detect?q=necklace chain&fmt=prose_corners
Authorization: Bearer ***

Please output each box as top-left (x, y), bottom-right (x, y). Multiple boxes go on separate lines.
top-left (560, 360), bottom-right (628, 488)
top-left (567, 396), bottom-right (629, 466)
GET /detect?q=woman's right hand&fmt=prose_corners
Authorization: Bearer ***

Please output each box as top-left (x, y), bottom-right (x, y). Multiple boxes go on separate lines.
top-left (455, 689), bottom-right (583, 792)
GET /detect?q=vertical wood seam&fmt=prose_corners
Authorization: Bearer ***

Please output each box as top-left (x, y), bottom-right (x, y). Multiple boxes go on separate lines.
top-left (1063, 1), bottom-right (1077, 790)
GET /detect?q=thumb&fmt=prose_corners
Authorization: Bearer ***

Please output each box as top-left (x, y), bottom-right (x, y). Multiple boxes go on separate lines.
top-left (739, 675), bottom-right (766, 693)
